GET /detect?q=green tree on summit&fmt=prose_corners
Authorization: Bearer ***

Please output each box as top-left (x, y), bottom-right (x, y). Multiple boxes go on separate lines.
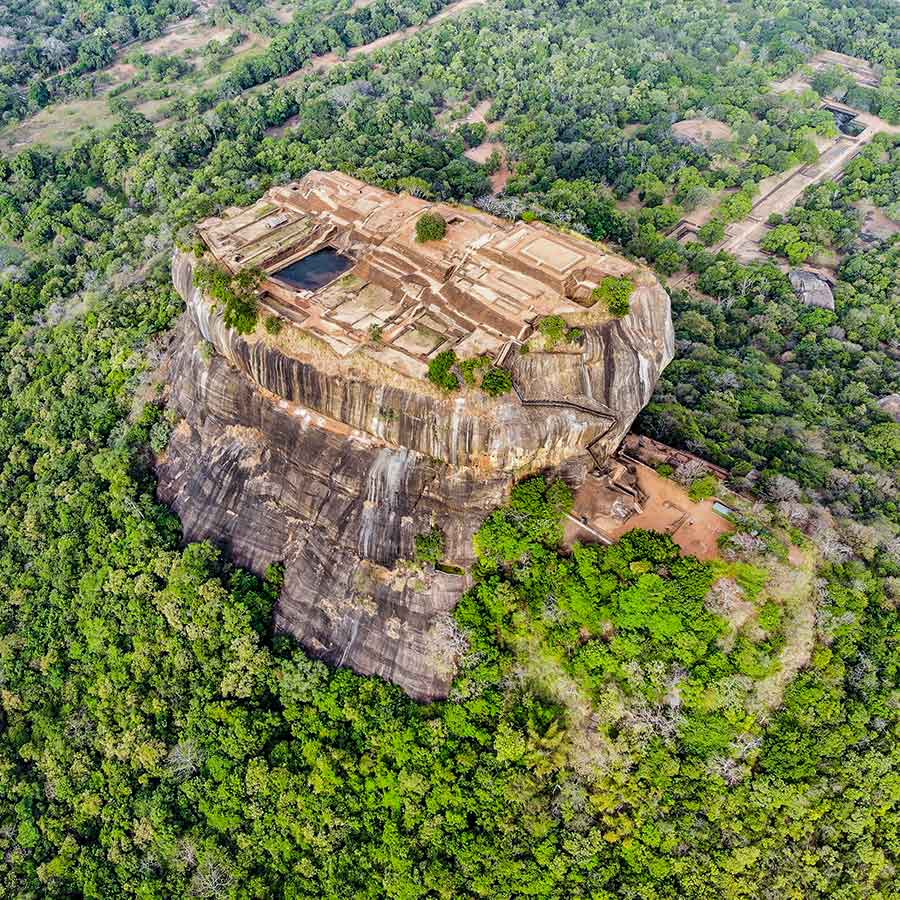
top-left (416, 211), bottom-right (448, 242)
top-left (194, 262), bottom-right (263, 335)
top-left (593, 275), bottom-right (635, 317)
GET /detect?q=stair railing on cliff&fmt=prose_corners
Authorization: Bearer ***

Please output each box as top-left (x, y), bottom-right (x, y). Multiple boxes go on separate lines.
top-left (507, 366), bottom-right (618, 471)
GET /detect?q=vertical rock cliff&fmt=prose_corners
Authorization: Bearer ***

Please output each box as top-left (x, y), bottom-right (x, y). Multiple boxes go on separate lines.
top-left (158, 239), bottom-right (673, 700)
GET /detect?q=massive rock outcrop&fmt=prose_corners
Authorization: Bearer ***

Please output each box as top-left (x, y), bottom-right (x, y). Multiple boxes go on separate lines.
top-left (158, 182), bottom-right (674, 700)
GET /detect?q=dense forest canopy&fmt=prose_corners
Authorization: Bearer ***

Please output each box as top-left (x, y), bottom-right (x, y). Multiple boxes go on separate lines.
top-left (0, 0), bottom-right (899, 896)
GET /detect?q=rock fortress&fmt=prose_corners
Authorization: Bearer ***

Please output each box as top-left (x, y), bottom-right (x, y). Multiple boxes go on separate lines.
top-left (158, 170), bottom-right (674, 699)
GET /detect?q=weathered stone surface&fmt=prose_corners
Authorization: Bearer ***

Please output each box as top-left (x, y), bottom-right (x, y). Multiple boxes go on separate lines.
top-left (877, 394), bottom-right (900, 422)
top-left (158, 235), bottom-right (674, 699)
top-left (158, 317), bottom-right (507, 699)
top-left (789, 269), bottom-right (835, 310)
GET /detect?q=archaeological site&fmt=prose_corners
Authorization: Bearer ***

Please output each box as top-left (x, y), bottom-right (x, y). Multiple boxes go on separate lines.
top-left (158, 171), bottom-right (674, 699)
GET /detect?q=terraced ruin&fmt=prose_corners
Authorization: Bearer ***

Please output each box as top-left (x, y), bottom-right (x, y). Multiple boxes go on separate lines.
top-left (158, 171), bottom-right (675, 698)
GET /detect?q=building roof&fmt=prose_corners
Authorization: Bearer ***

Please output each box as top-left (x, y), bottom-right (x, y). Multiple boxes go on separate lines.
top-left (198, 170), bottom-right (635, 378)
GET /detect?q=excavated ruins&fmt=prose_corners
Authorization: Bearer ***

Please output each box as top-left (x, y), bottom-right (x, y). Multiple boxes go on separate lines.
top-left (158, 171), bottom-right (675, 699)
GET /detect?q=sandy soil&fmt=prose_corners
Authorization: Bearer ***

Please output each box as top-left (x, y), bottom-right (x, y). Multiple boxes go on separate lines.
top-left (265, 112), bottom-right (303, 138)
top-left (269, 1), bottom-right (297, 22)
top-left (137, 20), bottom-right (235, 57)
top-left (671, 117), bottom-right (733, 148)
top-left (463, 140), bottom-right (510, 191)
top-left (614, 189), bottom-right (643, 213)
top-left (465, 99), bottom-right (491, 125)
top-left (564, 464), bottom-right (734, 561)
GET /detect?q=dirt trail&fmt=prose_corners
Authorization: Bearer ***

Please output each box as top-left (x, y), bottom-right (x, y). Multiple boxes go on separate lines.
top-left (273, 0), bottom-right (489, 88)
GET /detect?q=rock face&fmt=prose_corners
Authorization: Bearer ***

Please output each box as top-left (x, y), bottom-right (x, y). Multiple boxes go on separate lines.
top-left (878, 394), bottom-right (900, 422)
top-left (789, 269), bottom-right (835, 310)
top-left (158, 237), bottom-right (674, 699)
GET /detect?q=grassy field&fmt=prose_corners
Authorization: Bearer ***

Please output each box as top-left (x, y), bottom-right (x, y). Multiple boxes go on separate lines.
top-left (0, 5), bottom-right (280, 153)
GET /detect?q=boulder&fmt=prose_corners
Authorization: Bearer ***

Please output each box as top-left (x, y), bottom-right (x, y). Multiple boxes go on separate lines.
top-left (789, 269), bottom-right (835, 310)
top-left (878, 394), bottom-right (900, 422)
top-left (158, 238), bottom-right (675, 699)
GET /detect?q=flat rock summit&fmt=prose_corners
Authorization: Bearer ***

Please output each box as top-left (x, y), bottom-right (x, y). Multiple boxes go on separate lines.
top-left (157, 171), bottom-right (675, 699)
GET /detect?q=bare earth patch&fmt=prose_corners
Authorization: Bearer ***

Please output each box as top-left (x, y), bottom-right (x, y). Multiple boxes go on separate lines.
top-left (565, 464), bottom-right (734, 561)
top-left (855, 200), bottom-right (900, 241)
top-left (0, 99), bottom-right (117, 153)
top-left (671, 117), bottom-right (734, 149)
top-left (465, 99), bottom-right (492, 125)
top-left (614, 189), bottom-right (643, 213)
top-left (463, 140), bottom-right (511, 192)
top-left (137, 20), bottom-right (234, 57)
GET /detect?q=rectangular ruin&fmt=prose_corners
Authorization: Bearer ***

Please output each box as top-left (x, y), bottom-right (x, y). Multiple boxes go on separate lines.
top-left (197, 170), bottom-right (635, 378)
top-left (272, 247), bottom-right (354, 291)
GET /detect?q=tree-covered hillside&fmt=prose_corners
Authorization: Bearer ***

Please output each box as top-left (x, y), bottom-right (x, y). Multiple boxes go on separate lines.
top-left (1, 0), bottom-right (899, 896)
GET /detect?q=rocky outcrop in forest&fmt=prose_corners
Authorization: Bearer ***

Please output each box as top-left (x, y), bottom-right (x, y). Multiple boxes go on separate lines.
top-left (157, 248), bottom-right (674, 699)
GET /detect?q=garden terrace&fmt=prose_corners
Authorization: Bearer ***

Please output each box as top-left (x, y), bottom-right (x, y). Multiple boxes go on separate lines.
top-left (197, 170), bottom-right (636, 380)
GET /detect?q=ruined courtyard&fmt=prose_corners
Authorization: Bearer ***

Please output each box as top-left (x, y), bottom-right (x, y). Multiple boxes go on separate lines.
top-left (197, 170), bottom-right (639, 382)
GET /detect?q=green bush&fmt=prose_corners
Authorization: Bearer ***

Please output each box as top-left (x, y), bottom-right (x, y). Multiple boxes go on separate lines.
top-left (414, 526), bottom-right (446, 564)
top-left (264, 315), bottom-right (283, 335)
top-left (193, 261), bottom-right (262, 334)
top-left (697, 220), bottom-right (725, 246)
top-left (761, 223), bottom-right (816, 265)
top-left (593, 275), bottom-right (635, 317)
top-left (538, 315), bottom-right (569, 348)
top-left (688, 473), bottom-right (719, 501)
top-left (427, 349), bottom-right (460, 391)
top-left (481, 366), bottom-right (513, 396)
top-left (415, 211), bottom-right (448, 242)
top-left (459, 355), bottom-right (489, 385)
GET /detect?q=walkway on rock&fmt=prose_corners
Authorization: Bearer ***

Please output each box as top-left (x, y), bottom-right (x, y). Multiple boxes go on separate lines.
top-left (510, 375), bottom-right (618, 470)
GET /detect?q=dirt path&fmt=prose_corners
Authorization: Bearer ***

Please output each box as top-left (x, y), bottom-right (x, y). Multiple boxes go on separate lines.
top-left (272, 0), bottom-right (489, 89)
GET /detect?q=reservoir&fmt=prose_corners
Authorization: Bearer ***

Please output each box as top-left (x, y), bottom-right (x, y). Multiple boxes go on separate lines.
top-left (273, 247), bottom-right (353, 291)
